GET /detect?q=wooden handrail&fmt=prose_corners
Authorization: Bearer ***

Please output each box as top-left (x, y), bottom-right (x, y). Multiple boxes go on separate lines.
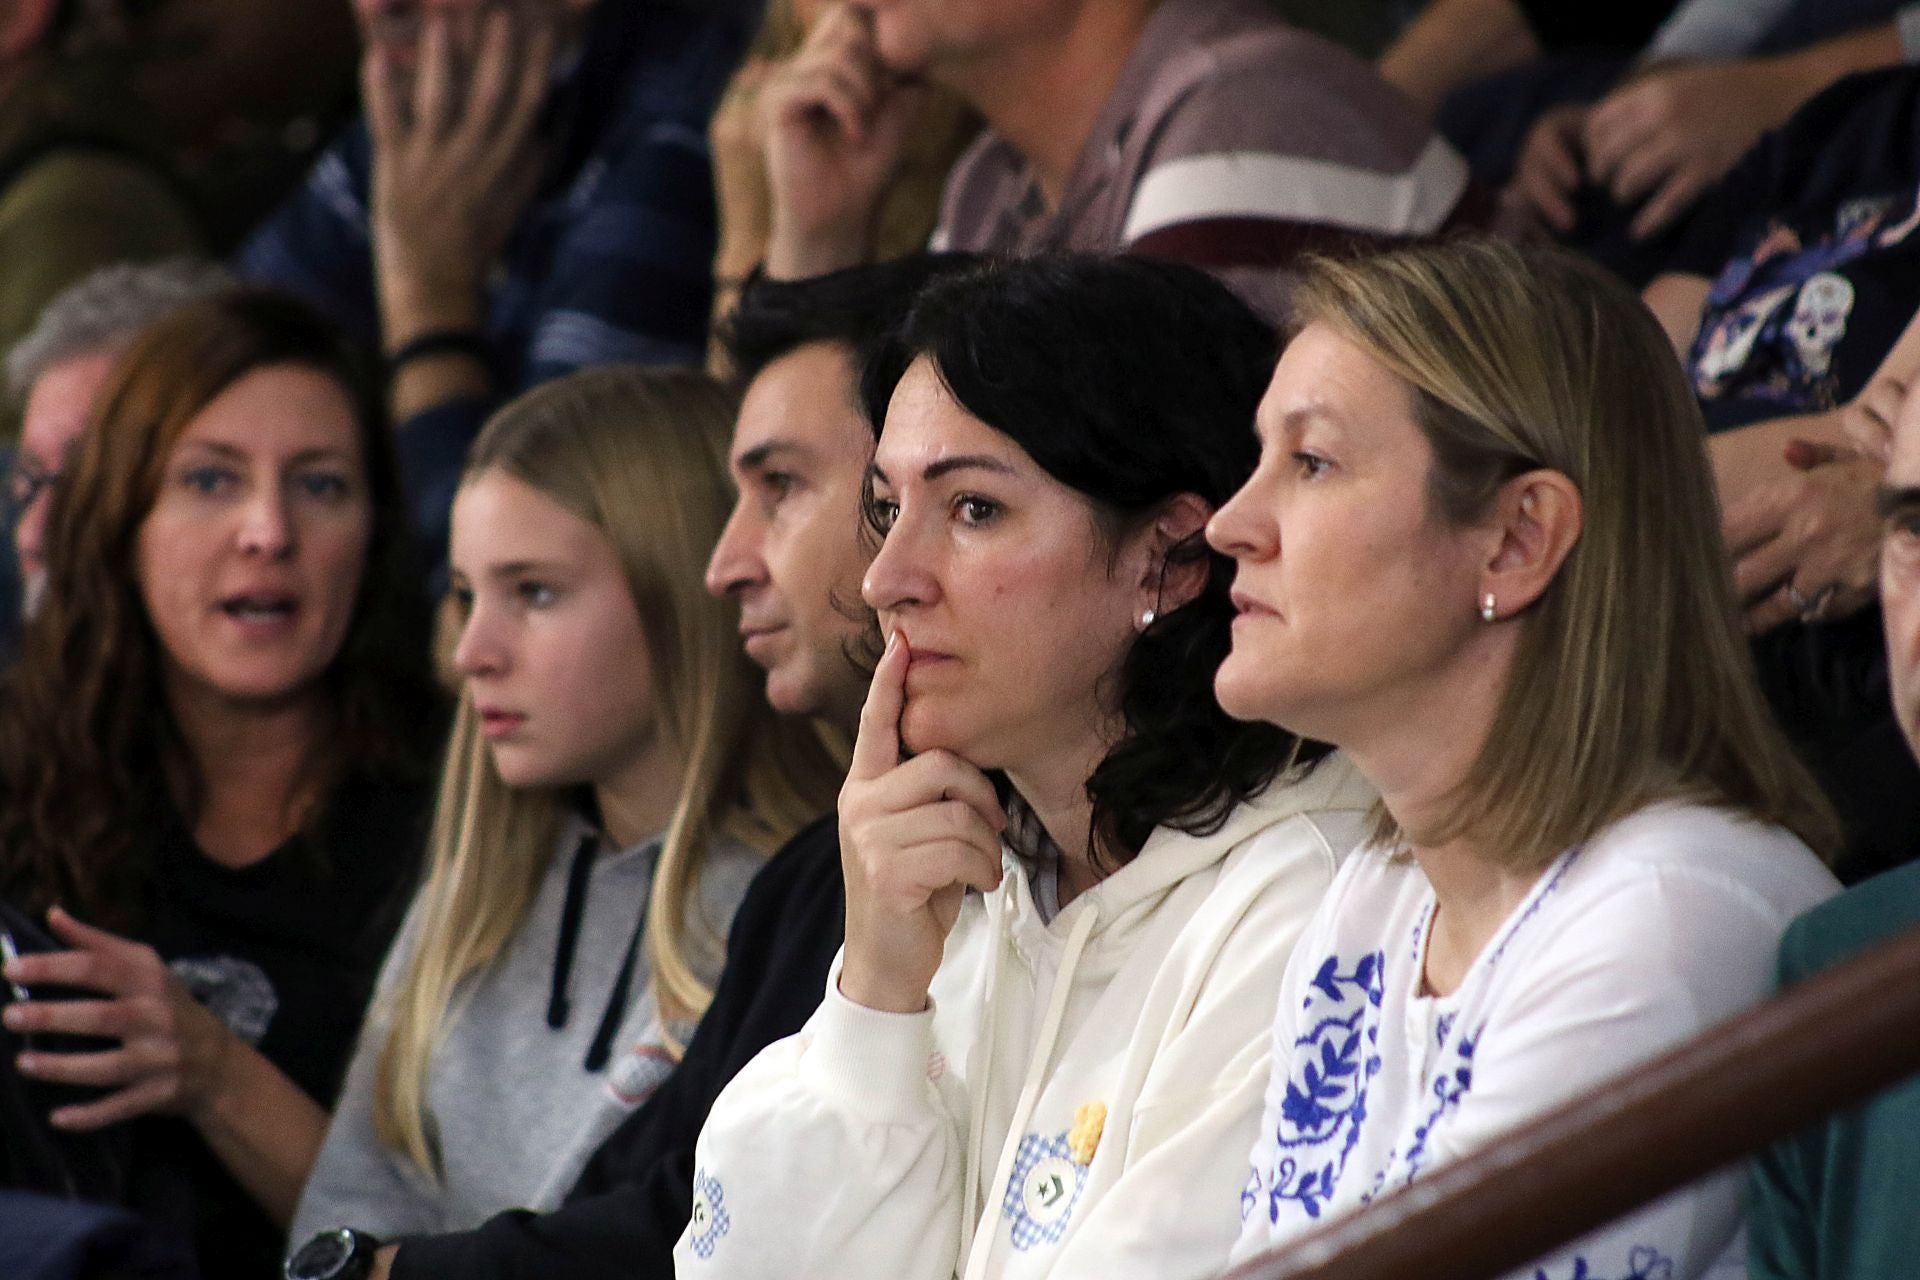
top-left (1225, 920), bottom-right (1920, 1280)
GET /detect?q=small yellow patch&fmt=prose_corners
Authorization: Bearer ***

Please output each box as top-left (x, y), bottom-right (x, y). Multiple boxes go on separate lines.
top-left (1067, 1101), bottom-right (1107, 1165)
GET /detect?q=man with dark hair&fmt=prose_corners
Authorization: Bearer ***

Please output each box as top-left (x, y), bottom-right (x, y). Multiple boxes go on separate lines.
top-left (289, 253), bottom-right (977, 1280)
top-left (1743, 383), bottom-right (1920, 1280)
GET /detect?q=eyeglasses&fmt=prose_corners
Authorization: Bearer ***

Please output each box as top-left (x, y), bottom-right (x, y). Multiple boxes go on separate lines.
top-left (5, 458), bottom-right (64, 514)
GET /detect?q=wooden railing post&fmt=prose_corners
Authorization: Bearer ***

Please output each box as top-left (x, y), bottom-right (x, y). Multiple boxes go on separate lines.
top-left (1226, 921), bottom-right (1920, 1280)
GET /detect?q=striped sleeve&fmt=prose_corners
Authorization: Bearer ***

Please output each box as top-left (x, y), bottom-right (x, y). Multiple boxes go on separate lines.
top-left (1119, 40), bottom-right (1478, 276)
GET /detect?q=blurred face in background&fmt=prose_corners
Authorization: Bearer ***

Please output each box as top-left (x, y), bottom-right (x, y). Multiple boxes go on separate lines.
top-left (14, 349), bottom-right (118, 615)
top-left (136, 364), bottom-right (374, 713)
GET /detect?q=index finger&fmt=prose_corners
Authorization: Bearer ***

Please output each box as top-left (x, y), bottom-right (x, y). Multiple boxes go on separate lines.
top-left (849, 630), bottom-right (908, 781)
top-left (45, 907), bottom-right (142, 960)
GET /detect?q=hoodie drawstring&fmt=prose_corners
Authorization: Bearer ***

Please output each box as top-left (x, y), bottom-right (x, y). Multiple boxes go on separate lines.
top-left (546, 832), bottom-right (599, 1030)
top-left (547, 829), bottom-right (657, 1072)
top-left (962, 900), bottom-right (1100, 1280)
top-left (963, 889), bottom-right (1009, 1237)
top-left (585, 898), bottom-right (649, 1072)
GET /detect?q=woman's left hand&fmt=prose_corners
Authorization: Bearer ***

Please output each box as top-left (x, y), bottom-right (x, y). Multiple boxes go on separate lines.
top-left (2, 907), bottom-right (235, 1131)
top-left (1723, 441), bottom-right (1885, 633)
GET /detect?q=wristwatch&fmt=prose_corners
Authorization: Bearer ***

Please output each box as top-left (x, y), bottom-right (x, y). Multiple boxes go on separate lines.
top-left (285, 1228), bottom-right (384, 1280)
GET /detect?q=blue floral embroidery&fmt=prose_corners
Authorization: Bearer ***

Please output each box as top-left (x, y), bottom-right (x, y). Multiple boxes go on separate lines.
top-left (687, 1169), bottom-right (731, 1259)
top-left (1002, 1130), bottom-right (1091, 1251)
top-left (1399, 1029), bottom-right (1479, 1183)
top-left (1257, 951), bottom-right (1385, 1223)
top-left (1532, 1246), bottom-right (1674, 1280)
top-left (1388, 852), bottom-right (1581, 1191)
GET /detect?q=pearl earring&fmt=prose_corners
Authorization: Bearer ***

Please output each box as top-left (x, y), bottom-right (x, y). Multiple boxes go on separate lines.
top-left (1480, 592), bottom-right (1497, 623)
top-left (1140, 608), bottom-right (1156, 628)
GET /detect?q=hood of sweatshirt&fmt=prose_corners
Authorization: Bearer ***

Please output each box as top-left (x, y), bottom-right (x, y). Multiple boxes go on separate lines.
top-left (990, 751), bottom-right (1376, 983)
top-left (945, 751), bottom-right (1376, 1274)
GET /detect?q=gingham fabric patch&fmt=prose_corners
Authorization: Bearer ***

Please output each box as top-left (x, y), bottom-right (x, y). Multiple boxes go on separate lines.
top-left (1001, 1130), bottom-right (1090, 1251)
top-left (688, 1169), bottom-right (732, 1259)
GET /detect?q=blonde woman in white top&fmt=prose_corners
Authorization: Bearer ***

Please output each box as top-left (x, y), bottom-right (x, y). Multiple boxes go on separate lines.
top-left (1213, 241), bottom-right (1841, 1280)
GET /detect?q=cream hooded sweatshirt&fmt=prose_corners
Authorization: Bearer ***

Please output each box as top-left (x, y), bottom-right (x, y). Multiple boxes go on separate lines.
top-left (674, 753), bottom-right (1376, 1280)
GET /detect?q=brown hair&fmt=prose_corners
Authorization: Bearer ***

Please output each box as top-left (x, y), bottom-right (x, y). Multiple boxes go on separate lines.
top-left (1290, 240), bottom-right (1839, 865)
top-left (0, 289), bottom-right (440, 931)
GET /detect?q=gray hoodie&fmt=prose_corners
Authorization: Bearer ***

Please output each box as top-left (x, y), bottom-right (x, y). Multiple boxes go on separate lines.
top-left (290, 813), bottom-right (761, 1242)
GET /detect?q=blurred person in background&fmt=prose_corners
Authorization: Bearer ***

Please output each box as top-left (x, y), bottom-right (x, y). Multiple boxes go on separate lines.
top-left (703, 0), bottom-right (976, 370)
top-left (0, 0), bottom-right (205, 437)
top-left (4, 258), bottom-right (235, 631)
top-left (239, 0), bottom-right (756, 573)
top-left (755, 0), bottom-right (1488, 319)
top-left (1636, 66), bottom-right (1920, 882)
top-left (1502, 0), bottom-right (1920, 282)
top-left (0, 290), bottom-right (441, 1280)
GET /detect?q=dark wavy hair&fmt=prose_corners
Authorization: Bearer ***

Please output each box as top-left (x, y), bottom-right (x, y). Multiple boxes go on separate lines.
top-left (0, 289), bottom-right (440, 931)
top-left (859, 255), bottom-right (1329, 865)
top-left (717, 252), bottom-right (985, 388)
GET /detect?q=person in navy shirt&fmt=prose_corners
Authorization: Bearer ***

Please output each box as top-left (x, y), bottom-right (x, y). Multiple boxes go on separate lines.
top-left (239, 0), bottom-right (753, 575)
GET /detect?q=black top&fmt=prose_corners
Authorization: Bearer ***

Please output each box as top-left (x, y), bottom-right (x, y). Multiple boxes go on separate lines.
top-left (389, 813), bottom-right (845, 1280)
top-left (128, 771), bottom-right (431, 1280)
top-left (1513, 0), bottom-right (1678, 52)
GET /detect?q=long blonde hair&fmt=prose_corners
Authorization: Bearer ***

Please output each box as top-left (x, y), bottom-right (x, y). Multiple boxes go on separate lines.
top-left (373, 367), bottom-right (845, 1174)
top-left (1290, 240), bottom-right (1839, 866)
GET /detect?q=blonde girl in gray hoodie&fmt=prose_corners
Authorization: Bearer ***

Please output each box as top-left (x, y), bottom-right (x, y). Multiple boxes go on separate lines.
top-left (290, 368), bottom-right (842, 1250)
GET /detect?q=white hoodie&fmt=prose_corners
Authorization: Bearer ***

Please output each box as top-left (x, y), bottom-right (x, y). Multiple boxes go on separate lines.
top-left (674, 753), bottom-right (1377, 1280)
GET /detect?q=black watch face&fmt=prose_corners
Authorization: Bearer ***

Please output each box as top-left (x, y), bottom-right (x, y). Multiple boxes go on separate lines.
top-left (287, 1229), bottom-right (354, 1280)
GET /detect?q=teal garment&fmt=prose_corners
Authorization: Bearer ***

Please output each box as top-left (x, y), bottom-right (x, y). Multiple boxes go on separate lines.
top-left (1747, 859), bottom-right (1920, 1279)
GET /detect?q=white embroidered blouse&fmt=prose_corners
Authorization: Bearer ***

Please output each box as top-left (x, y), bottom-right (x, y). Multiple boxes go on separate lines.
top-left (1230, 801), bottom-right (1838, 1280)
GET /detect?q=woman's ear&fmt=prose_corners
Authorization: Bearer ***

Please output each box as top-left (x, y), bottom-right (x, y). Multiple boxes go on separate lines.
top-left (1141, 492), bottom-right (1215, 615)
top-left (1479, 469), bottom-right (1582, 620)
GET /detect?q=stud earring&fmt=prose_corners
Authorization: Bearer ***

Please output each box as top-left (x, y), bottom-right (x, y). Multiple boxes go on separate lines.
top-left (1140, 608), bottom-right (1156, 628)
top-left (1480, 592), bottom-right (1497, 623)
